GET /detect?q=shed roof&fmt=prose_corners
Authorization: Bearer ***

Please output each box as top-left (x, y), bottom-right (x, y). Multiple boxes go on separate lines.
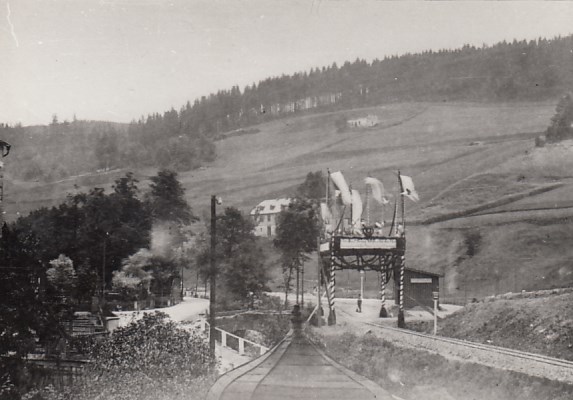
top-left (405, 267), bottom-right (444, 278)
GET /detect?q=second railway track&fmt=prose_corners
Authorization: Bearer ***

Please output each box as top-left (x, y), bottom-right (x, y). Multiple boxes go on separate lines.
top-left (336, 307), bottom-right (573, 384)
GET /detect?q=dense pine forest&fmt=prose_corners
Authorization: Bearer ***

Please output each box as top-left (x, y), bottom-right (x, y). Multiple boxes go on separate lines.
top-left (2, 35), bottom-right (573, 182)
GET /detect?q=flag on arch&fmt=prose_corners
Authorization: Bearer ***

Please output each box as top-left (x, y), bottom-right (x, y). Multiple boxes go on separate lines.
top-left (351, 189), bottom-right (363, 226)
top-left (329, 171), bottom-right (352, 205)
top-left (364, 177), bottom-right (389, 205)
top-left (400, 174), bottom-right (419, 202)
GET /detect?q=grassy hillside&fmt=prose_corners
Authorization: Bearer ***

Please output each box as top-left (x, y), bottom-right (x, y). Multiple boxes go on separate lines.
top-left (5, 100), bottom-right (573, 300)
top-left (429, 289), bottom-right (573, 361)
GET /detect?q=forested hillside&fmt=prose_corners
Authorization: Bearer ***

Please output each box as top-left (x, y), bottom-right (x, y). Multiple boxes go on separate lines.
top-left (2, 35), bottom-right (572, 182)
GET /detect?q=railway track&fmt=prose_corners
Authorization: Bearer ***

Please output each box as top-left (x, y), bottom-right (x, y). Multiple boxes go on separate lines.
top-left (206, 328), bottom-right (392, 400)
top-left (337, 307), bottom-right (573, 383)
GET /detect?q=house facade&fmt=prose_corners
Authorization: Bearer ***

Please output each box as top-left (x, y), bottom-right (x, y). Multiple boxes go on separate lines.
top-left (347, 114), bottom-right (379, 128)
top-left (250, 198), bottom-right (292, 237)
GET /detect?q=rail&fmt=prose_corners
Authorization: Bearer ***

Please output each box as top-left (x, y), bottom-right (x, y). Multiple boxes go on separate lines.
top-left (200, 320), bottom-right (269, 356)
top-left (336, 307), bottom-right (573, 383)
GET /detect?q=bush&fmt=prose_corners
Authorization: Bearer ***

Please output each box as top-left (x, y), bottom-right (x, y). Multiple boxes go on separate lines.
top-left (535, 135), bottom-right (546, 147)
top-left (334, 115), bottom-right (348, 133)
top-left (88, 311), bottom-right (213, 378)
top-left (20, 312), bottom-right (216, 400)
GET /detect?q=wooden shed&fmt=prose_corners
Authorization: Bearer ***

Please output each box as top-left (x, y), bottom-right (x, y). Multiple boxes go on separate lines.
top-left (394, 268), bottom-right (442, 309)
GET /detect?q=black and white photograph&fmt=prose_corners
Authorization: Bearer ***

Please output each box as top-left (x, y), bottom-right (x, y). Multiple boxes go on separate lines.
top-left (1, 1), bottom-right (573, 399)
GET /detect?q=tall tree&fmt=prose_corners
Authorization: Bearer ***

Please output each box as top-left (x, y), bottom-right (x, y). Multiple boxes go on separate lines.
top-left (546, 92), bottom-right (573, 142)
top-left (11, 173), bottom-right (152, 297)
top-left (94, 126), bottom-right (120, 171)
top-left (274, 199), bottom-right (320, 306)
top-left (197, 207), bottom-right (268, 307)
top-left (222, 241), bottom-right (269, 307)
top-left (296, 171), bottom-right (327, 201)
top-left (46, 254), bottom-right (77, 299)
top-left (145, 169), bottom-right (196, 224)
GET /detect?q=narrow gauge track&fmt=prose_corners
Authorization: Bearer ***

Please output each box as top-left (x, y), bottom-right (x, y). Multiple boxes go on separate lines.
top-left (337, 307), bottom-right (573, 383)
top-left (206, 328), bottom-right (392, 400)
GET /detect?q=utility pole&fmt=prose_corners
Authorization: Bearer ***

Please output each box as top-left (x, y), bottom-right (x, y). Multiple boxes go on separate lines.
top-left (316, 237), bottom-right (322, 327)
top-left (397, 170), bottom-right (406, 328)
top-left (209, 195), bottom-right (221, 357)
top-left (101, 232), bottom-right (107, 303)
top-left (301, 263), bottom-right (304, 306)
top-left (433, 291), bottom-right (439, 335)
top-left (0, 140), bottom-right (11, 236)
top-left (181, 261), bottom-right (184, 299)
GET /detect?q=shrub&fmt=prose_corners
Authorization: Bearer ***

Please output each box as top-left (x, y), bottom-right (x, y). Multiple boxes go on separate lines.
top-left (21, 312), bottom-right (215, 400)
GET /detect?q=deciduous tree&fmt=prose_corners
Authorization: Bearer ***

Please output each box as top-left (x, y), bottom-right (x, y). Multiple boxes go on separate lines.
top-left (274, 199), bottom-right (319, 306)
top-left (546, 92), bottom-right (573, 142)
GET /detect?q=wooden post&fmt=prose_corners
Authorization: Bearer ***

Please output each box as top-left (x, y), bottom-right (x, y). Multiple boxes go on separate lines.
top-left (433, 299), bottom-right (438, 335)
top-left (301, 263), bottom-right (305, 306)
top-left (328, 237), bottom-right (337, 325)
top-left (398, 255), bottom-right (405, 328)
top-left (0, 140), bottom-right (10, 235)
top-left (209, 195), bottom-right (218, 356)
top-left (379, 270), bottom-right (388, 317)
top-left (433, 291), bottom-right (439, 335)
top-left (316, 237), bottom-right (322, 327)
top-left (397, 171), bottom-right (406, 328)
top-left (296, 262), bottom-right (300, 304)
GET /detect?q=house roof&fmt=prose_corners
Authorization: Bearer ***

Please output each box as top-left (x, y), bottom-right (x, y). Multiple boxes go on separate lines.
top-left (250, 198), bottom-right (292, 215)
top-left (405, 267), bottom-right (444, 278)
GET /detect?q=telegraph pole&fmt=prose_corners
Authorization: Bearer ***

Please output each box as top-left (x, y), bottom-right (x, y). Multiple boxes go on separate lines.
top-left (0, 140), bottom-right (11, 235)
top-left (209, 195), bottom-right (221, 357)
top-left (397, 170), bottom-right (406, 328)
top-left (316, 237), bottom-right (322, 327)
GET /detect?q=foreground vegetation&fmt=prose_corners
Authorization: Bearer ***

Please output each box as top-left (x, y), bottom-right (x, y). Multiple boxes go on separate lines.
top-left (13, 312), bottom-right (215, 400)
top-left (0, 168), bottom-right (276, 399)
top-left (311, 329), bottom-right (573, 400)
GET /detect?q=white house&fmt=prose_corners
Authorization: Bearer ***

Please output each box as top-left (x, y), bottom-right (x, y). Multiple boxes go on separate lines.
top-left (347, 114), bottom-right (379, 128)
top-left (250, 198), bottom-right (292, 237)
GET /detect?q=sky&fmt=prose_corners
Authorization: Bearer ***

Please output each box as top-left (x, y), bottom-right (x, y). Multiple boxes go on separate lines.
top-left (1, 0), bottom-right (573, 126)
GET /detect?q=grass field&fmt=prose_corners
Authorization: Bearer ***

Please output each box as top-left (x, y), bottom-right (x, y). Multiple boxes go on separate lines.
top-left (312, 329), bottom-right (573, 400)
top-left (5, 100), bottom-right (573, 300)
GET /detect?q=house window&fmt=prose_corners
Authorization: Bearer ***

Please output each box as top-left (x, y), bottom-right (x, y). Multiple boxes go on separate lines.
top-left (267, 215), bottom-right (271, 222)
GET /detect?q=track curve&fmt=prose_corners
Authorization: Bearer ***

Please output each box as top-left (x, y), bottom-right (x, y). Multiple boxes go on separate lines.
top-left (206, 329), bottom-right (392, 400)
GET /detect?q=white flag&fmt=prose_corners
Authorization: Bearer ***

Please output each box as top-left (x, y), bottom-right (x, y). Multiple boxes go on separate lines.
top-left (364, 177), bottom-right (389, 204)
top-left (320, 203), bottom-right (332, 224)
top-left (400, 175), bottom-right (419, 202)
top-left (330, 171), bottom-right (352, 205)
top-left (351, 189), bottom-right (363, 226)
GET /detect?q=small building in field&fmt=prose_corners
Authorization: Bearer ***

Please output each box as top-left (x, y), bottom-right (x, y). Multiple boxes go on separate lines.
top-left (394, 268), bottom-right (442, 309)
top-left (250, 198), bottom-right (292, 237)
top-left (347, 114), bottom-right (379, 128)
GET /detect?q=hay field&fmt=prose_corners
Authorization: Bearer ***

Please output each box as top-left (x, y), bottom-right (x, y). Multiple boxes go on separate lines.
top-left (7, 100), bottom-right (573, 298)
